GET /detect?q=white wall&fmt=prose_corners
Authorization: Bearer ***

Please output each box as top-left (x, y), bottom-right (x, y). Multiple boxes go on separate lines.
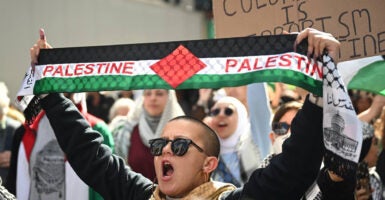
top-left (0, 0), bottom-right (206, 102)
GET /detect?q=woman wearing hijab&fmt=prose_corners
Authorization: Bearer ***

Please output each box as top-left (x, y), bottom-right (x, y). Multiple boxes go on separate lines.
top-left (111, 89), bottom-right (184, 181)
top-left (208, 96), bottom-right (262, 187)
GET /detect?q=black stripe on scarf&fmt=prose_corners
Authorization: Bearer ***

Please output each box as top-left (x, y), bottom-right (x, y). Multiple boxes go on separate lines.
top-left (38, 34), bottom-right (308, 64)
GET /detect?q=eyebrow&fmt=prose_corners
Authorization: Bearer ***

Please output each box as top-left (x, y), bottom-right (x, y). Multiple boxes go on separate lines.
top-left (161, 135), bottom-right (190, 140)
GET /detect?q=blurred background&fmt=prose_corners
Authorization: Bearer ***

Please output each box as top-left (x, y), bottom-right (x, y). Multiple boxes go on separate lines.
top-left (0, 0), bottom-right (213, 101)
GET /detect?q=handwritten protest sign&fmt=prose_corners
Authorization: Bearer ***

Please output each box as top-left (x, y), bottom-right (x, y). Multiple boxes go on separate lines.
top-left (213, 0), bottom-right (385, 61)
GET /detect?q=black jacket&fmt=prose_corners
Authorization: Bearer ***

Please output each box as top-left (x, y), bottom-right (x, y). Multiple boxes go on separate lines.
top-left (41, 93), bottom-right (324, 200)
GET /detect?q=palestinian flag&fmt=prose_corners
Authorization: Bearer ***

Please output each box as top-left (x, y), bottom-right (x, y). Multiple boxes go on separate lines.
top-left (16, 34), bottom-right (361, 179)
top-left (17, 34), bottom-right (323, 98)
top-left (338, 55), bottom-right (385, 96)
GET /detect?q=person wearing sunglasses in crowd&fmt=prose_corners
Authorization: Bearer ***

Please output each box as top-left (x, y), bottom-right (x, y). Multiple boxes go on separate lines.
top-left (258, 100), bottom-right (355, 200)
top-left (257, 100), bottom-right (303, 184)
top-left (269, 101), bottom-right (302, 156)
top-left (29, 28), bottom-right (340, 199)
top-left (259, 100), bottom-right (301, 169)
top-left (208, 96), bottom-right (262, 187)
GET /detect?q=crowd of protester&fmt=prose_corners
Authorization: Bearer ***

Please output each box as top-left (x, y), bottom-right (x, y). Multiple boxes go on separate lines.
top-left (0, 28), bottom-right (384, 199)
top-left (1, 80), bottom-right (385, 199)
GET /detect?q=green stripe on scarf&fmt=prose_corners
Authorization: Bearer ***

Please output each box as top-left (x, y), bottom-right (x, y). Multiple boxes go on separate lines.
top-left (33, 69), bottom-right (322, 96)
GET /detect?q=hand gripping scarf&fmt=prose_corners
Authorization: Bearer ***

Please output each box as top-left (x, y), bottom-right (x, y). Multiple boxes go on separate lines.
top-left (16, 34), bottom-right (362, 179)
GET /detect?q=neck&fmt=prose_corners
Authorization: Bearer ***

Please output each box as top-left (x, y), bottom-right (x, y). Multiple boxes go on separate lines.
top-left (144, 110), bottom-right (161, 133)
top-left (219, 132), bottom-right (242, 154)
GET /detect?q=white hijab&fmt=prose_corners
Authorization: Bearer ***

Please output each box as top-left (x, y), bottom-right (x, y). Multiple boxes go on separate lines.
top-left (215, 96), bottom-right (250, 154)
top-left (136, 90), bottom-right (185, 147)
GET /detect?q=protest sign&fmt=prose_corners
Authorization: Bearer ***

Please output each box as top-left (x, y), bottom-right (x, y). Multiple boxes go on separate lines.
top-left (213, 0), bottom-right (385, 61)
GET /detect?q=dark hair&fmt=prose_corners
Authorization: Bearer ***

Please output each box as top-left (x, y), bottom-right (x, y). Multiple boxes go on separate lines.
top-left (169, 115), bottom-right (220, 158)
top-left (272, 101), bottom-right (303, 126)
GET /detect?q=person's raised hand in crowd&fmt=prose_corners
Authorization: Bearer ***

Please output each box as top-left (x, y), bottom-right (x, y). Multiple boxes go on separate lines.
top-left (295, 28), bottom-right (340, 63)
top-left (358, 94), bottom-right (385, 123)
top-left (30, 28), bottom-right (52, 68)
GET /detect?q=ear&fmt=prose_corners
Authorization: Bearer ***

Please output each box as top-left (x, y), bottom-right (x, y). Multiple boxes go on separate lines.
top-left (269, 132), bottom-right (275, 144)
top-left (202, 157), bottom-right (218, 173)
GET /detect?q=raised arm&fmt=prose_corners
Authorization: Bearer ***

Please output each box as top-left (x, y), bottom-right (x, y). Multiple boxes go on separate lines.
top-left (30, 29), bottom-right (153, 200)
top-left (41, 93), bottom-right (153, 199)
top-left (238, 28), bottom-right (340, 199)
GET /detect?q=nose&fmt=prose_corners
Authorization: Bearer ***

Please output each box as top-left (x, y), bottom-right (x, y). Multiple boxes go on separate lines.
top-left (162, 141), bottom-right (173, 155)
top-left (218, 109), bottom-right (226, 116)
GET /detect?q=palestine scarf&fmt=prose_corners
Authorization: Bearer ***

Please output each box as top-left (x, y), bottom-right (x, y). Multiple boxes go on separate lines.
top-left (16, 34), bottom-right (361, 179)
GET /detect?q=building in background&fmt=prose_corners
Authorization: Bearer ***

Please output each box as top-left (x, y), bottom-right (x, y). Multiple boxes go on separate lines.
top-left (0, 0), bottom-right (210, 102)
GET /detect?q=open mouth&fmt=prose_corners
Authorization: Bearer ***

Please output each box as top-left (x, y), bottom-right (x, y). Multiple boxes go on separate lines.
top-left (218, 121), bottom-right (228, 128)
top-left (162, 161), bottom-right (174, 177)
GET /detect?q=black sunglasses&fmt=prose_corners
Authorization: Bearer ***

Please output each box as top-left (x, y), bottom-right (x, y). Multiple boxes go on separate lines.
top-left (210, 107), bottom-right (234, 117)
top-left (149, 138), bottom-right (205, 156)
top-left (272, 122), bottom-right (291, 135)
